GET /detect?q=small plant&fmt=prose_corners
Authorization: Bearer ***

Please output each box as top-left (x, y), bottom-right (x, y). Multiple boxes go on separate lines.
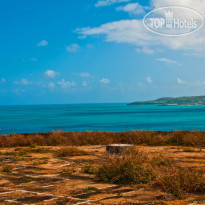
top-left (17, 148), bottom-right (29, 156)
top-left (82, 166), bottom-right (95, 174)
top-left (84, 187), bottom-right (98, 192)
top-left (29, 144), bottom-right (37, 149)
top-left (1, 165), bottom-right (12, 172)
top-left (55, 147), bottom-right (88, 157)
top-left (21, 178), bottom-right (33, 183)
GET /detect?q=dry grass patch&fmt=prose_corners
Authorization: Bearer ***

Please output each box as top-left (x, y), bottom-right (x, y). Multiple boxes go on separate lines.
top-left (155, 167), bottom-right (205, 199)
top-left (96, 149), bottom-right (205, 199)
top-left (96, 150), bottom-right (155, 184)
top-left (55, 147), bottom-right (88, 157)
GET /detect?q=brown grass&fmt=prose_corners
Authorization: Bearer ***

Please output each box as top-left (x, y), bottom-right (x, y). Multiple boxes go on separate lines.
top-left (96, 150), bottom-right (155, 184)
top-left (55, 147), bottom-right (88, 157)
top-left (96, 150), bottom-right (205, 199)
top-left (0, 130), bottom-right (205, 148)
top-left (155, 167), bottom-right (205, 199)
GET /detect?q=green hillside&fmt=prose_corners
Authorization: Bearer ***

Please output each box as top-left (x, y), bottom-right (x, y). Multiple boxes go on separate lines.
top-left (129, 96), bottom-right (205, 106)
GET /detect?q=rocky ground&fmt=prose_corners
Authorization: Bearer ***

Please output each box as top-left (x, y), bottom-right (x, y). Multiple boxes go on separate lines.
top-left (0, 145), bottom-right (204, 205)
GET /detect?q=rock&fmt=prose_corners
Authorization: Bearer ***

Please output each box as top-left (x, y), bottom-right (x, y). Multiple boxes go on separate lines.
top-left (106, 144), bottom-right (134, 154)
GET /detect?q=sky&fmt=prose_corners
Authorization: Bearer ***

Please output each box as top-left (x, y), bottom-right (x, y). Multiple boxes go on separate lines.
top-left (1, 0), bottom-right (205, 105)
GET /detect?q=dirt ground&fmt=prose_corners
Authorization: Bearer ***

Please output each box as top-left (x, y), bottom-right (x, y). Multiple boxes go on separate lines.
top-left (0, 145), bottom-right (204, 205)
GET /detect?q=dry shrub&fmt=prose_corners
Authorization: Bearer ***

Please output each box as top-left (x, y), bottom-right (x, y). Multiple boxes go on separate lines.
top-left (0, 131), bottom-right (205, 148)
top-left (96, 149), bottom-right (204, 199)
top-left (96, 150), bottom-right (155, 184)
top-left (155, 167), bottom-right (205, 199)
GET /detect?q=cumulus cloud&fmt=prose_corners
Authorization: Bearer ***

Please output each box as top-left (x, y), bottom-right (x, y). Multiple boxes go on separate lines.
top-left (156, 58), bottom-right (181, 65)
top-left (44, 70), bottom-right (58, 78)
top-left (66, 44), bottom-right (80, 53)
top-left (146, 76), bottom-right (152, 83)
top-left (58, 79), bottom-right (76, 88)
top-left (99, 78), bottom-right (110, 84)
top-left (36, 40), bottom-right (48, 47)
top-left (95, 0), bottom-right (130, 7)
top-left (78, 0), bottom-right (205, 55)
top-left (14, 79), bottom-right (33, 85)
top-left (116, 3), bottom-right (146, 15)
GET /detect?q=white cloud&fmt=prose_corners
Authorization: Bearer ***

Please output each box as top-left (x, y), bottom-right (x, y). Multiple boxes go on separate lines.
top-left (99, 78), bottom-right (110, 84)
top-left (156, 58), bottom-right (181, 65)
top-left (95, 0), bottom-right (130, 7)
top-left (1, 78), bottom-right (6, 83)
top-left (79, 72), bottom-right (92, 78)
top-left (78, 0), bottom-right (205, 55)
top-left (82, 81), bottom-right (88, 87)
top-left (116, 3), bottom-right (145, 15)
top-left (146, 76), bottom-right (152, 83)
top-left (136, 46), bottom-right (155, 54)
top-left (48, 82), bottom-right (55, 88)
top-left (66, 44), bottom-right (80, 53)
top-left (58, 79), bottom-right (76, 88)
top-left (177, 78), bottom-right (186, 84)
top-left (14, 79), bottom-right (33, 85)
top-left (36, 40), bottom-right (48, 47)
top-left (45, 70), bottom-right (58, 78)
top-left (152, 0), bottom-right (205, 13)
top-left (177, 78), bottom-right (205, 86)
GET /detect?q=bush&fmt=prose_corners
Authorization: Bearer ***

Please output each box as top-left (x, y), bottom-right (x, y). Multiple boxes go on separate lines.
top-left (155, 167), bottom-right (205, 199)
top-left (82, 166), bottom-right (95, 174)
top-left (96, 150), bottom-right (155, 184)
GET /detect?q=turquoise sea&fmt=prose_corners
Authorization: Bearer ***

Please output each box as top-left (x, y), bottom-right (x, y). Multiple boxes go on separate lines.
top-left (1, 103), bottom-right (205, 134)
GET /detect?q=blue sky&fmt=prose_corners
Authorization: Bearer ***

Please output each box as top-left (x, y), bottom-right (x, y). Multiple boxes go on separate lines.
top-left (1, 0), bottom-right (205, 105)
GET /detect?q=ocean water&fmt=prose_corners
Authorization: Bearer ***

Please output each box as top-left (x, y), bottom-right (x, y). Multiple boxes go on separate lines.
top-left (1, 103), bottom-right (205, 134)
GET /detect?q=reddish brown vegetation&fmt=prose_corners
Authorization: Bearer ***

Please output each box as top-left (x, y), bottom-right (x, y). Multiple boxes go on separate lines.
top-left (0, 130), bottom-right (204, 148)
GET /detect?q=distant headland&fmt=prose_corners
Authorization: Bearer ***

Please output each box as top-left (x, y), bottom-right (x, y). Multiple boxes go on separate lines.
top-left (129, 95), bottom-right (205, 106)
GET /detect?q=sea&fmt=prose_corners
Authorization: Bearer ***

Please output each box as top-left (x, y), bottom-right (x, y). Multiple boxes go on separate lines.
top-left (1, 103), bottom-right (205, 135)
